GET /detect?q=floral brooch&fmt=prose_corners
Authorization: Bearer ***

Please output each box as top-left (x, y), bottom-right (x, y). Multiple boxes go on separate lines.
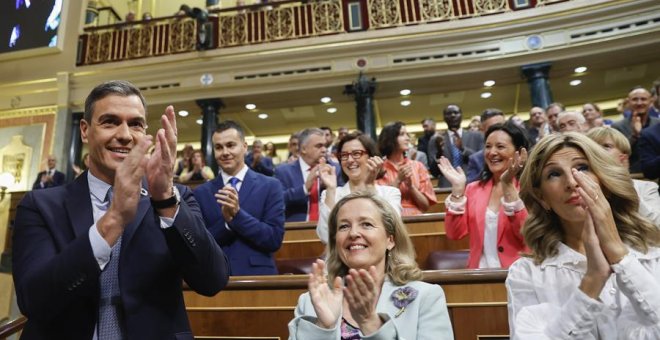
top-left (390, 286), bottom-right (418, 318)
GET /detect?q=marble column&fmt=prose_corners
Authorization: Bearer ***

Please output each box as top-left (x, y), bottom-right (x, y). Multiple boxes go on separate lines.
top-left (66, 112), bottom-right (84, 182)
top-left (196, 98), bottom-right (224, 175)
top-left (344, 73), bottom-right (377, 141)
top-left (521, 62), bottom-right (553, 110)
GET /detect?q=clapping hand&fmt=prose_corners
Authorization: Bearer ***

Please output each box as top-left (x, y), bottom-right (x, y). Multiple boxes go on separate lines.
top-left (308, 259), bottom-right (343, 329)
top-left (362, 156), bottom-right (383, 186)
top-left (500, 148), bottom-right (527, 185)
top-left (344, 266), bottom-right (382, 335)
top-left (396, 163), bottom-right (413, 186)
top-left (216, 185), bottom-right (240, 222)
top-left (437, 156), bottom-right (466, 192)
top-left (318, 158), bottom-right (337, 190)
top-left (146, 105), bottom-right (177, 201)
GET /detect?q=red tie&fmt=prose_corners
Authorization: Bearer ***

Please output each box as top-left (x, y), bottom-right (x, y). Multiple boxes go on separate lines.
top-left (308, 170), bottom-right (319, 221)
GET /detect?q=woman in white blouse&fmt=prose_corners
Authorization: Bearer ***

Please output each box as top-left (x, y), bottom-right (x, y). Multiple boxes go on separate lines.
top-left (508, 132), bottom-right (660, 339)
top-left (316, 131), bottom-right (402, 244)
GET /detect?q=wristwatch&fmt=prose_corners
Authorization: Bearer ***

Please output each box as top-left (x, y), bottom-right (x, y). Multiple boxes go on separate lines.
top-left (150, 186), bottom-right (181, 209)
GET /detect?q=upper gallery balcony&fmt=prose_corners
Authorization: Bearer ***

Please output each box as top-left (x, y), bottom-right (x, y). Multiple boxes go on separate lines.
top-left (77, 0), bottom-right (576, 66)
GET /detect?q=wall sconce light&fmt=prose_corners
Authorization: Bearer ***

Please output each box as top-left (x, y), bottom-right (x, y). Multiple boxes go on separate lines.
top-left (0, 172), bottom-right (15, 201)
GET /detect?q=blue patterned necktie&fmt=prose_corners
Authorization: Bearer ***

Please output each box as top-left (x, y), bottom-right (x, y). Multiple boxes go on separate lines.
top-left (98, 188), bottom-right (125, 340)
top-left (451, 132), bottom-right (462, 168)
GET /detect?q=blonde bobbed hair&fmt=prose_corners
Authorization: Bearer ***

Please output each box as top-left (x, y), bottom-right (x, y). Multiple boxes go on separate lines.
top-left (326, 191), bottom-right (422, 285)
top-left (519, 132), bottom-right (660, 264)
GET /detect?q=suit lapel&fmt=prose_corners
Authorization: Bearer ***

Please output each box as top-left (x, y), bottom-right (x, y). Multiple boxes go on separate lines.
top-left (238, 169), bottom-right (256, 202)
top-left (122, 180), bottom-right (151, 249)
top-left (65, 172), bottom-right (95, 239)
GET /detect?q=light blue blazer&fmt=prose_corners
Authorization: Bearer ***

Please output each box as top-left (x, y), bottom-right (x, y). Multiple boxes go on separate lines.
top-left (288, 279), bottom-right (454, 340)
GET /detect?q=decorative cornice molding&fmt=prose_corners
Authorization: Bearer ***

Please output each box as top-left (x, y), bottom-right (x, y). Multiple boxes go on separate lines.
top-left (0, 106), bottom-right (57, 119)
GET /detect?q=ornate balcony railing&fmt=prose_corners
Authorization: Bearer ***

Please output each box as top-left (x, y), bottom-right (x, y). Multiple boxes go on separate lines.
top-left (76, 0), bottom-right (569, 66)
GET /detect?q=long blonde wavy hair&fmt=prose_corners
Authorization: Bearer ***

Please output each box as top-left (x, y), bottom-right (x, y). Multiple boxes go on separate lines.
top-left (519, 132), bottom-right (660, 264)
top-left (326, 191), bottom-right (422, 285)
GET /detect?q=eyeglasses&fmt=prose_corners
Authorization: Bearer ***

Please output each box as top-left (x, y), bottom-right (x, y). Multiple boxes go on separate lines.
top-left (339, 150), bottom-right (368, 161)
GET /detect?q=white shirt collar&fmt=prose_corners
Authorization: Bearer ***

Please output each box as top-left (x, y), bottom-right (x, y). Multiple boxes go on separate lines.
top-left (220, 164), bottom-right (248, 185)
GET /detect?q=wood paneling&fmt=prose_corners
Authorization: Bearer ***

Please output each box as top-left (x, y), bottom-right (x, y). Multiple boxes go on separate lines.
top-left (184, 270), bottom-right (509, 340)
top-left (278, 213), bottom-right (469, 269)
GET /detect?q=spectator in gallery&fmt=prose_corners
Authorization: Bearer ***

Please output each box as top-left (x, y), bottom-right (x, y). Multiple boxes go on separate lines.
top-left (438, 121), bottom-right (529, 269)
top-left (142, 12), bottom-right (152, 21)
top-left (288, 192), bottom-right (454, 340)
top-left (507, 132), bottom-right (660, 339)
top-left (245, 139), bottom-right (275, 176)
top-left (377, 121), bottom-right (436, 215)
top-left (545, 102), bottom-right (565, 133)
top-left (428, 104), bottom-right (483, 187)
top-left (315, 131), bottom-right (402, 244)
top-left (587, 127), bottom-right (660, 227)
top-left (32, 155), bottom-right (65, 189)
top-left (526, 106), bottom-right (550, 146)
top-left (582, 102), bottom-right (609, 130)
top-left (286, 132), bottom-right (300, 164)
top-left (175, 144), bottom-right (194, 177)
top-left (612, 87), bottom-right (660, 173)
top-left (72, 153), bottom-right (90, 178)
top-left (265, 141), bottom-right (282, 166)
top-left (557, 111), bottom-right (588, 133)
top-left (179, 149), bottom-right (215, 182)
top-left (124, 10), bottom-right (136, 22)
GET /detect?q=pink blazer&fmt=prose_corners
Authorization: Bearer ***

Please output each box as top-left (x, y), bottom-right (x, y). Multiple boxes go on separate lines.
top-left (445, 179), bottom-right (527, 269)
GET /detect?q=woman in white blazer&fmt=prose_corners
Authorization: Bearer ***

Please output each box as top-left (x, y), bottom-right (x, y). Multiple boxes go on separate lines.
top-left (288, 192), bottom-right (453, 339)
top-left (317, 132), bottom-right (402, 244)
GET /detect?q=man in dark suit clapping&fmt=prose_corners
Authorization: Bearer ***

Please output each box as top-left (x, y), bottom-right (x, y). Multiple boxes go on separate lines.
top-left (32, 155), bottom-right (65, 189)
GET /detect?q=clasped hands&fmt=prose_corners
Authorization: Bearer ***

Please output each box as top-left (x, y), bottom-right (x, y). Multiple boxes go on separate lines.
top-left (309, 259), bottom-right (383, 336)
top-left (574, 169), bottom-right (628, 299)
top-left (99, 106), bottom-right (178, 245)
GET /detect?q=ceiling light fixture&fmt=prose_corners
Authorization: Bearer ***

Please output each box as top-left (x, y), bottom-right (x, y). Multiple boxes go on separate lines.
top-left (574, 66), bottom-right (587, 73)
top-left (326, 107), bottom-right (337, 113)
top-left (483, 80), bottom-right (495, 87)
top-left (480, 92), bottom-right (492, 99)
top-left (570, 79), bottom-right (582, 86)
top-left (178, 110), bottom-right (189, 117)
top-left (321, 97), bottom-right (332, 104)
top-left (245, 104), bottom-right (256, 110)
top-left (400, 100), bottom-right (411, 106)
top-left (399, 89), bottom-right (411, 96)
top-left (196, 118), bottom-right (203, 125)
top-left (258, 113), bottom-right (269, 119)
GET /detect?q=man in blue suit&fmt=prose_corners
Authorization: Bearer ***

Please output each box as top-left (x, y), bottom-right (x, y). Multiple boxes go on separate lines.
top-left (13, 80), bottom-right (229, 339)
top-left (244, 139), bottom-right (274, 176)
top-left (194, 121), bottom-right (285, 276)
top-left (32, 155), bottom-right (66, 189)
top-left (274, 128), bottom-right (343, 222)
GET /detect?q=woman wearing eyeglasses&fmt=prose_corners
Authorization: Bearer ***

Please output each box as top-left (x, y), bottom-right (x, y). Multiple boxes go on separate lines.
top-left (316, 131), bottom-right (402, 244)
top-left (377, 121), bottom-right (436, 216)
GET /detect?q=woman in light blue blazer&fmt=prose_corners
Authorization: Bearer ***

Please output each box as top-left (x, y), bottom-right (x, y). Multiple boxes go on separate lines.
top-left (288, 192), bottom-right (454, 339)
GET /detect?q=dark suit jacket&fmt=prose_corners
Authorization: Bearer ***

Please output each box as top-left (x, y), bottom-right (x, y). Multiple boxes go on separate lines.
top-left (13, 172), bottom-right (229, 340)
top-left (245, 153), bottom-right (274, 176)
top-left (466, 150), bottom-right (485, 183)
top-left (612, 116), bottom-right (660, 173)
top-left (31, 169), bottom-right (65, 189)
top-left (193, 169), bottom-right (285, 275)
top-left (639, 123), bottom-right (660, 180)
top-left (274, 159), bottom-right (343, 222)
top-left (428, 130), bottom-right (484, 186)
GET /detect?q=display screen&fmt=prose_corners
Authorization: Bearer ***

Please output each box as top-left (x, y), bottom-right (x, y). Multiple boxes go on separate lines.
top-left (0, 0), bottom-right (63, 53)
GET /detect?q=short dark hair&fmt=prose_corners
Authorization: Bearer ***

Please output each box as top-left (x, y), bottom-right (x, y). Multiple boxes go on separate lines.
top-left (336, 131), bottom-right (379, 182)
top-left (546, 102), bottom-right (565, 111)
top-left (215, 120), bottom-right (245, 141)
top-left (319, 126), bottom-right (333, 134)
top-left (479, 121), bottom-right (530, 182)
top-left (84, 80), bottom-right (146, 122)
top-left (480, 108), bottom-right (504, 122)
top-left (377, 121), bottom-right (405, 157)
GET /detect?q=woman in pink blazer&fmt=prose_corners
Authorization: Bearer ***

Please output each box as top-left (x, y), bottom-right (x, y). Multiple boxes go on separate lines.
top-left (438, 121), bottom-right (530, 268)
